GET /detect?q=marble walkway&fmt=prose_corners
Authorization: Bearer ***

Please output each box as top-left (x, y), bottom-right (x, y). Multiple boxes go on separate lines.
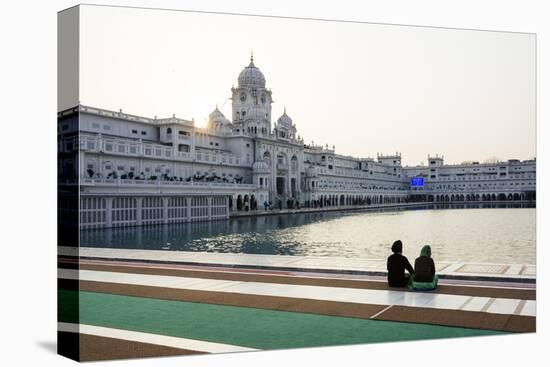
top-left (57, 246), bottom-right (536, 359)
top-left (59, 246), bottom-right (536, 282)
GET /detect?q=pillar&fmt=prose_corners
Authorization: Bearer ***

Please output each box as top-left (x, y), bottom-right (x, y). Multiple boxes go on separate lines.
top-left (162, 197), bottom-right (168, 224)
top-left (136, 197), bottom-right (142, 226)
top-left (288, 176), bottom-right (292, 198)
top-left (105, 197), bottom-right (113, 228)
top-left (79, 150), bottom-right (85, 179)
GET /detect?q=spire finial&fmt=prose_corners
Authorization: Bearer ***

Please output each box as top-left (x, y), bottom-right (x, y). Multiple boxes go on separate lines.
top-left (250, 51), bottom-right (254, 63)
top-left (284, 106), bottom-right (287, 114)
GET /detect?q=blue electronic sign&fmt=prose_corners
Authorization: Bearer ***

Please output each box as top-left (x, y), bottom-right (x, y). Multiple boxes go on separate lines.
top-left (410, 177), bottom-right (424, 187)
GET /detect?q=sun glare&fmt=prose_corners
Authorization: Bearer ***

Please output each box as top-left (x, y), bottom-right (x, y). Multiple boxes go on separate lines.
top-left (193, 117), bottom-right (208, 128)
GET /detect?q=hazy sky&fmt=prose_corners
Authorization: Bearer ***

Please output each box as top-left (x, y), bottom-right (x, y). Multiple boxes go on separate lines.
top-left (79, 5), bottom-right (535, 166)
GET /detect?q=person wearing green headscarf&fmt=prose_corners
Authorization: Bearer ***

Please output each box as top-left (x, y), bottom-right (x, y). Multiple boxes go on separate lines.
top-left (409, 245), bottom-right (439, 290)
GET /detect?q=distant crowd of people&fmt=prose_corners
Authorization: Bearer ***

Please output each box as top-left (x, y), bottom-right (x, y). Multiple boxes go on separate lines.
top-left (387, 240), bottom-right (439, 290)
top-left (237, 197), bottom-right (374, 212)
top-left (261, 198), bottom-right (301, 211)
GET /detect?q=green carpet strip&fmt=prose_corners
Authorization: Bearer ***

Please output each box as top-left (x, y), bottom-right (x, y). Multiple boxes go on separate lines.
top-left (58, 290), bottom-right (504, 350)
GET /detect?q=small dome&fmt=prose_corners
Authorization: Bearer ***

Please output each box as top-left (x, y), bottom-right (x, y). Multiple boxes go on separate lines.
top-left (238, 56), bottom-right (266, 88)
top-left (277, 108), bottom-right (293, 127)
top-left (208, 105), bottom-right (230, 124)
top-left (252, 160), bottom-right (270, 173)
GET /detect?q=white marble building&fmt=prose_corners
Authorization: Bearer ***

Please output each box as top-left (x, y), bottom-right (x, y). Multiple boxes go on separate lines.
top-left (404, 155), bottom-right (536, 202)
top-left (57, 56), bottom-right (536, 229)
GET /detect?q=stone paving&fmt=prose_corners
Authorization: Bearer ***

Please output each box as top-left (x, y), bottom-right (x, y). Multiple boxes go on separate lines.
top-left (57, 246), bottom-right (536, 359)
top-left (59, 246), bottom-right (536, 282)
top-left (58, 267), bottom-right (536, 317)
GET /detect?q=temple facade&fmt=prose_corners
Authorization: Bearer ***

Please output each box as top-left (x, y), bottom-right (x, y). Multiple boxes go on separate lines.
top-left (57, 57), bottom-right (536, 229)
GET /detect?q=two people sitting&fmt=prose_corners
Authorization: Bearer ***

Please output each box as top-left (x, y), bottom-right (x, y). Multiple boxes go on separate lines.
top-left (386, 240), bottom-right (439, 290)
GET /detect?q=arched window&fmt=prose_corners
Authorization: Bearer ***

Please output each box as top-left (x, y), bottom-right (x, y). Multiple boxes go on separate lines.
top-left (263, 151), bottom-right (271, 167)
top-left (291, 155), bottom-right (298, 172)
top-left (166, 127), bottom-right (172, 134)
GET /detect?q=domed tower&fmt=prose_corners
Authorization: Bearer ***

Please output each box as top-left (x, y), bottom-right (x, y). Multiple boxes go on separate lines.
top-left (207, 105), bottom-right (232, 134)
top-left (231, 55), bottom-right (273, 136)
top-left (274, 108), bottom-right (297, 140)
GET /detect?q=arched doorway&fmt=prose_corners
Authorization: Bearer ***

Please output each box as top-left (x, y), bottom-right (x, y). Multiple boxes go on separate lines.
top-left (276, 177), bottom-right (285, 196)
top-left (237, 195), bottom-right (243, 210)
top-left (290, 178), bottom-right (297, 198)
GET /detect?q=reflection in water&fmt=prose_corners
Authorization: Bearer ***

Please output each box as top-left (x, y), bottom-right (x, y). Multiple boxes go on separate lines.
top-left (81, 203), bottom-right (535, 264)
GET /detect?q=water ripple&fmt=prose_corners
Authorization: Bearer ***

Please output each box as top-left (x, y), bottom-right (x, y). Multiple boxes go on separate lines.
top-left (81, 205), bottom-right (535, 264)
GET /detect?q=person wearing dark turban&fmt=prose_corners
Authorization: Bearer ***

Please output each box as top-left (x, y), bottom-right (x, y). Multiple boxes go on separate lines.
top-left (386, 240), bottom-right (414, 287)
